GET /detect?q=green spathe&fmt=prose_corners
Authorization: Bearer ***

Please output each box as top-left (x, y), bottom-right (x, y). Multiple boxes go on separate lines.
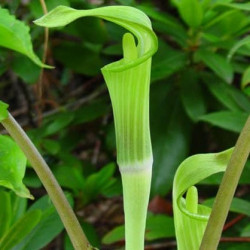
top-left (35, 6), bottom-right (157, 250)
top-left (173, 148), bottom-right (233, 250)
top-left (103, 33), bottom-right (153, 167)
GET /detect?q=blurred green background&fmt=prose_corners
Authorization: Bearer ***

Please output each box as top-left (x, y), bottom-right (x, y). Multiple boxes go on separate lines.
top-left (0, 0), bottom-right (249, 249)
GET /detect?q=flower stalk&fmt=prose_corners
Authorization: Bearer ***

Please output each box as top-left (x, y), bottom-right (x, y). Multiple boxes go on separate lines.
top-left (34, 6), bottom-right (158, 249)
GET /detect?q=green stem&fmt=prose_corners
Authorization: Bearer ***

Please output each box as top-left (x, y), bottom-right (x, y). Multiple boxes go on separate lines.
top-left (1, 113), bottom-right (92, 250)
top-left (200, 115), bottom-right (250, 250)
top-left (121, 167), bottom-right (152, 250)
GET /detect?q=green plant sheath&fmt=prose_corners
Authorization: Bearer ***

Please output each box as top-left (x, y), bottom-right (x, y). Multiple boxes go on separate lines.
top-left (173, 148), bottom-right (233, 250)
top-left (35, 5), bottom-right (158, 250)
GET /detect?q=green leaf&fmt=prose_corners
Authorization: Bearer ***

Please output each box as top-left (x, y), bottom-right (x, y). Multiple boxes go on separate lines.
top-left (43, 111), bottom-right (74, 136)
top-left (102, 213), bottom-right (175, 244)
top-left (73, 101), bottom-right (110, 125)
top-left (53, 42), bottom-right (103, 76)
top-left (180, 70), bottom-right (206, 121)
top-left (218, 3), bottom-right (250, 11)
top-left (0, 135), bottom-right (33, 199)
top-left (145, 214), bottom-right (175, 241)
top-left (177, 0), bottom-right (203, 28)
top-left (83, 163), bottom-right (116, 203)
top-left (102, 225), bottom-right (124, 245)
top-left (10, 192), bottom-right (28, 225)
top-left (173, 148), bottom-right (233, 250)
top-left (54, 165), bottom-right (84, 192)
top-left (199, 111), bottom-right (249, 133)
top-left (0, 7), bottom-right (50, 68)
top-left (0, 210), bottom-right (41, 250)
top-left (41, 139), bottom-right (60, 155)
top-left (151, 40), bottom-right (187, 82)
top-left (228, 36), bottom-right (250, 61)
top-left (63, 16), bottom-right (108, 45)
top-left (150, 82), bottom-right (192, 196)
top-left (13, 194), bottom-right (73, 250)
top-left (242, 66), bottom-right (250, 89)
top-left (204, 10), bottom-right (248, 37)
top-left (0, 191), bottom-right (12, 238)
top-left (12, 55), bottom-right (40, 84)
top-left (196, 49), bottom-right (233, 83)
top-left (136, 5), bottom-right (187, 46)
top-left (0, 101), bottom-right (8, 122)
top-left (202, 74), bottom-right (250, 112)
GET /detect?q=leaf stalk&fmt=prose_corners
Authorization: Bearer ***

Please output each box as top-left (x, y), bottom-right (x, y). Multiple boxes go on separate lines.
top-left (1, 113), bottom-right (92, 250)
top-left (200, 115), bottom-right (250, 250)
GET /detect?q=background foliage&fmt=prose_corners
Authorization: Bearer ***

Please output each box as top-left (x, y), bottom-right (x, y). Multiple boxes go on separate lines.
top-left (0, 0), bottom-right (249, 249)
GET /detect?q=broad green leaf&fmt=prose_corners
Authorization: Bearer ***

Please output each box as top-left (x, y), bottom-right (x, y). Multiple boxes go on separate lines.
top-left (177, 0), bottom-right (203, 28)
top-left (150, 82), bottom-right (192, 196)
top-left (0, 210), bottom-right (41, 250)
top-left (196, 49), bottom-right (233, 83)
top-left (0, 101), bottom-right (8, 122)
top-left (173, 148), bottom-right (233, 250)
top-left (13, 194), bottom-right (73, 250)
top-left (0, 135), bottom-right (33, 199)
top-left (199, 111), bottom-right (249, 133)
top-left (0, 191), bottom-right (11, 238)
top-left (0, 7), bottom-right (50, 68)
top-left (228, 36), bottom-right (250, 61)
top-left (242, 66), bottom-right (250, 89)
top-left (180, 70), bottom-right (206, 121)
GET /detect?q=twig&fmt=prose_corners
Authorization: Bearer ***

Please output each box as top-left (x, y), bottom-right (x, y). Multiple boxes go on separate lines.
top-left (220, 237), bottom-right (250, 243)
top-left (223, 214), bottom-right (245, 231)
